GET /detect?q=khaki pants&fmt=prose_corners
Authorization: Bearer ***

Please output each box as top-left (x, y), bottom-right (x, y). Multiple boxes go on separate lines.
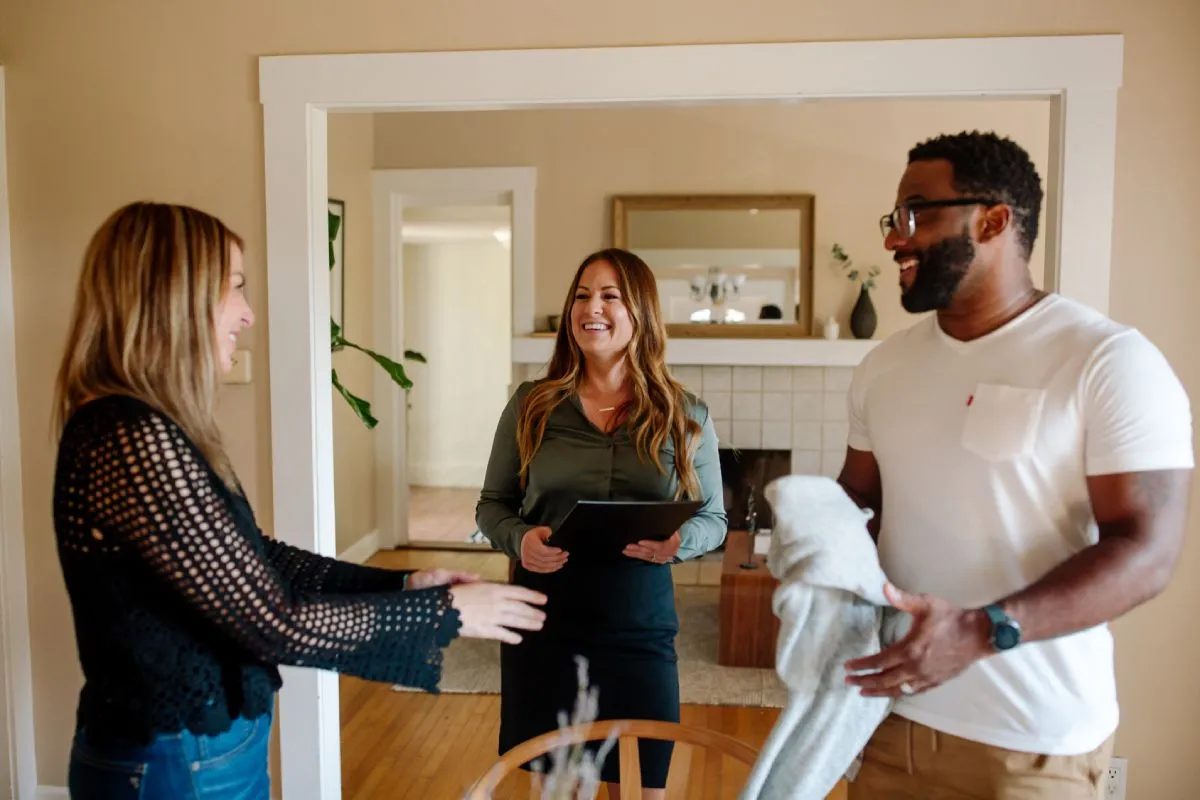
top-left (847, 715), bottom-right (1113, 800)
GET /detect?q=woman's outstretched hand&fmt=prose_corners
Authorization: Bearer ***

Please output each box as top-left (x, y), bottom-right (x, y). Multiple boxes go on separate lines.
top-left (449, 583), bottom-right (548, 644)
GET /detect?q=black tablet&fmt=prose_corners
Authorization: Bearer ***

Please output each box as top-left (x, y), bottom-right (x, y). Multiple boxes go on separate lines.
top-left (547, 499), bottom-right (703, 559)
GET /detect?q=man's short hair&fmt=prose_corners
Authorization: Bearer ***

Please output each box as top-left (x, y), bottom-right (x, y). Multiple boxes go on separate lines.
top-left (909, 131), bottom-right (1044, 260)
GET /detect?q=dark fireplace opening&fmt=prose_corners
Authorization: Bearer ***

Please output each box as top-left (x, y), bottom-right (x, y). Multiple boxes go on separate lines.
top-left (718, 448), bottom-right (791, 533)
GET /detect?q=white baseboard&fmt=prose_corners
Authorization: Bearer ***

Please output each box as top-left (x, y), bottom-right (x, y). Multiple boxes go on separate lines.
top-left (36, 786), bottom-right (68, 799)
top-left (337, 529), bottom-right (380, 565)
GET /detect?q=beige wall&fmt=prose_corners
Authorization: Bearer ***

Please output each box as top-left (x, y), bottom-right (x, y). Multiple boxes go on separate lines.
top-left (2, 1), bottom-right (1198, 795)
top-left (374, 100), bottom-right (1048, 339)
top-left (328, 113), bottom-right (378, 555)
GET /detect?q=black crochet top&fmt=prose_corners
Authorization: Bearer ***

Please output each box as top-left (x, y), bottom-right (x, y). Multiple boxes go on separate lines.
top-left (53, 395), bottom-right (460, 745)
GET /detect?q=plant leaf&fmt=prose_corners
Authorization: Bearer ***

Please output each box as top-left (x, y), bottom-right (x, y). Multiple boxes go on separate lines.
top-left (847, 269), bottom-right (859, 281)
top-left (328, 211), bottom-right (341, 271)
top-left (403, 349), bottom-right (427, 364)
top-left (342, 340), bottom-right (414, 390)
top-left (332, 368), bottom-right (378, 429)
top-left (330, 318), bottom-right (346, 352)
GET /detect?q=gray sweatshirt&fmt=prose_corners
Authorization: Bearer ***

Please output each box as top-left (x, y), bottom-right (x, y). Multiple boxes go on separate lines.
top-left (740, 475), bottom-right (910, 800)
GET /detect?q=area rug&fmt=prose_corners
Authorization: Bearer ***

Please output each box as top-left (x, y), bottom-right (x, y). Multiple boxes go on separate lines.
top-left (393, 585), bottom-right (787, 708)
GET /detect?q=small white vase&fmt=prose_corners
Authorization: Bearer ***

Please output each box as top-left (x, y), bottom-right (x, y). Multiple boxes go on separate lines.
top-left (822, 317), bottom-right (840, 340)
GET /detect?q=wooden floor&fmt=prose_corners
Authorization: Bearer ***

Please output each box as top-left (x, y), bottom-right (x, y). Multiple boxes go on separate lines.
top-left (408, 486), bottom-right (485, 545)
top-left (340, 549), bottom-right (848, 799)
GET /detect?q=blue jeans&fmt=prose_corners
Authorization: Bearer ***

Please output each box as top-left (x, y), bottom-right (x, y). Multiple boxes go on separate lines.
top-left (68, 712), bottom-right (272, 800)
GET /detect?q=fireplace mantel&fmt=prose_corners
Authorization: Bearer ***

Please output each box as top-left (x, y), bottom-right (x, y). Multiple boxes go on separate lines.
top-left (511, 336), bottom-right (878, 367)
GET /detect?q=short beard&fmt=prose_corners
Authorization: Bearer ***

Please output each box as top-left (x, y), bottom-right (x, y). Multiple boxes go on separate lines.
top-left (900, 229), bottom-right (975, 313)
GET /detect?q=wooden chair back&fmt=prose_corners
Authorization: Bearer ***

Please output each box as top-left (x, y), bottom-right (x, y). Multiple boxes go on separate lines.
top-left (463, 718), bottom-right (759, 800)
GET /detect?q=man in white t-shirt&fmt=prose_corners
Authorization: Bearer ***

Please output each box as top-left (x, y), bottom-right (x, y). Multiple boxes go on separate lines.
top-left (839, 131), bottom-right (1193, 799)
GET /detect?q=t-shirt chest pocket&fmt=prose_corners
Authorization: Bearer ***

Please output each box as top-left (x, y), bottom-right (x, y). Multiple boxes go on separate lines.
top-left (961, 383), bottom-right (1047, 462)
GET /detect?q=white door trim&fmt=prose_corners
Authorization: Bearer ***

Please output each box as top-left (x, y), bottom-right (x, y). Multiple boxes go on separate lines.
top-left (0, 65), bottom-right (38, 800)
top-left (371, 167), bottom-right (535, 549)
top-left (258, 35), bottom-right (1123, 799)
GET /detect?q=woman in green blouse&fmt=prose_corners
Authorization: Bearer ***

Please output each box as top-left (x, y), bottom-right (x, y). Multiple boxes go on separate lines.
top-left (477, 248), bottom-right (727, 798)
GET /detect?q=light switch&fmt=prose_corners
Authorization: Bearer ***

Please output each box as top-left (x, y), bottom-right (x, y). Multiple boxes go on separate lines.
top-left (223, 349), bottom-right (252, 384)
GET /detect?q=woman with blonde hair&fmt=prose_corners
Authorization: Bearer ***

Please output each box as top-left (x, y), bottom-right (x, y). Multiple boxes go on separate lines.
top-left (477, 248), bottom-right (727, 798)
top-left (54, 202), bottom-right (546, 799)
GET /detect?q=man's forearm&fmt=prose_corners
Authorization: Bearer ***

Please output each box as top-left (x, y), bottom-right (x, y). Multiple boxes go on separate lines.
top-left (997, 469), bottom-right (1190, 644)
top-left (997, 533), bottom-right (1171, 644)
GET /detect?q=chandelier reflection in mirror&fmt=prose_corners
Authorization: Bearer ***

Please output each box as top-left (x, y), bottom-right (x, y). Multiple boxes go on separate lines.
top-left (688, 267), bottom-right (748, 323)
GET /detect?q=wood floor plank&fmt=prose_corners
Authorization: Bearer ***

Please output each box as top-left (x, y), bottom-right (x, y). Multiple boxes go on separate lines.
top-left (430, 695), bottom-right (496, 798)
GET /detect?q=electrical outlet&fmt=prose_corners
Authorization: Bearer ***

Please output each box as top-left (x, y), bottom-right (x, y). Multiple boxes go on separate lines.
top-left (222, 349), bottom-right (252, 384)
top-left (1105, 756), bottom-right (1128, 799)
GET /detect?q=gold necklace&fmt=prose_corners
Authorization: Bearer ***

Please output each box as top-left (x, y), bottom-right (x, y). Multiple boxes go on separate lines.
top-left (584, 392), bottom-right (626, 414)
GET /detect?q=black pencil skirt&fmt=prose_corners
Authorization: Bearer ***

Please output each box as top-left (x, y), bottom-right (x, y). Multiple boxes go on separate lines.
top-left (499, 559), bottom-right (680, 788)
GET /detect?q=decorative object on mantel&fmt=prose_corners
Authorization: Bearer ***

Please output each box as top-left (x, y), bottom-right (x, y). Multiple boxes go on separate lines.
top-left (822, 316), bottom-right (840, 340)
top-left (327, 199), bottom-right (427, 428)
top-left (850, 285), bottom-right (877, 340)
top-left (833, 243), bottom-right (879, 340)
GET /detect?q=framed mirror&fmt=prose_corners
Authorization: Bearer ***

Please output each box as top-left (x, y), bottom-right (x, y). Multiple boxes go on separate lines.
top-left (612, 194), bottom-right (814, 338)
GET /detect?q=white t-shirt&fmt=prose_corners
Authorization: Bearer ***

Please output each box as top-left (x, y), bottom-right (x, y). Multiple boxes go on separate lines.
top-left (847, 294), bottom-right (1193, 755)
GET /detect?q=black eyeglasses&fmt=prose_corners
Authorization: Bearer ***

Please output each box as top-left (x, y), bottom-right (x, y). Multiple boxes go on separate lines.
top-left (879, 197), bottom-right (1000, 239)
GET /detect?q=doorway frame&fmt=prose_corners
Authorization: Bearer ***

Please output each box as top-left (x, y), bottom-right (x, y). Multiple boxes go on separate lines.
top-left (371, 167), bottom-right (536, 549)
top-left (258, 35), bottom-right (1123, 799)
top-left (0, 65), bottom-right (38, 800)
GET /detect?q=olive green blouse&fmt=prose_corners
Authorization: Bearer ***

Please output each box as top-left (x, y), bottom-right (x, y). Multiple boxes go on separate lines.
top-left (476, 382), bottom-right (727, 562)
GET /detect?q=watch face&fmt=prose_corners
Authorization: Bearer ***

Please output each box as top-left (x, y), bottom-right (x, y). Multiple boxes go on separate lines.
top-left (995, 623), bottom-right (1021, 651)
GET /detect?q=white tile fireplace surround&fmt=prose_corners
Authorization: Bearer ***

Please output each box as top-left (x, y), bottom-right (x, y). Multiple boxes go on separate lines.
top-left (690, 365), bottom-right (853, 478)
top-left (511, 363), bottom-right (859, 480)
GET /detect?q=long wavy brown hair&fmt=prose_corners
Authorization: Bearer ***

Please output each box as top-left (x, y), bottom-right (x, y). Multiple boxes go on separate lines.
top-left (54, 202), bottom-right (244, 487)
top-left (516, 248), bottom-right (701, 499)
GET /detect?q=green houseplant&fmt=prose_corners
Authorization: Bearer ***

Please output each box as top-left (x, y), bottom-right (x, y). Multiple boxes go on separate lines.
top-left (329, 208), bottom-right (426, 429)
